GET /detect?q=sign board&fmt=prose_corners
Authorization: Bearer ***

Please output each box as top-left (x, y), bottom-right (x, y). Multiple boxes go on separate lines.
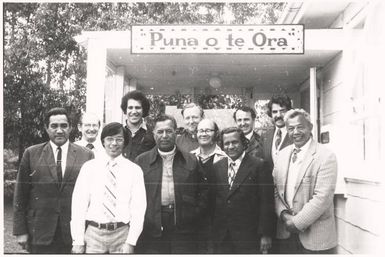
top-left (131, 25), bottom-right (304, 54)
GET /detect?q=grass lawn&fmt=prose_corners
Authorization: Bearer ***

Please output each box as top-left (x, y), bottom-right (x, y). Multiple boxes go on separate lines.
top-left (3, 202), bottom-right (27, 254)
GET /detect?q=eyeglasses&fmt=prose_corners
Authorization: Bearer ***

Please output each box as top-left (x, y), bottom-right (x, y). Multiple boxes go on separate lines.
top-left (104, 137), bottom-right (124, 144)
top-left (197, 129), bottom-right (215, 134)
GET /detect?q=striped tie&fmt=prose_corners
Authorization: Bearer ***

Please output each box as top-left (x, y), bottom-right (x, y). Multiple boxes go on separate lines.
top-left (228, 162), bottom-right (236, 188)
top-left (103, 160), bottom-right (117, 221)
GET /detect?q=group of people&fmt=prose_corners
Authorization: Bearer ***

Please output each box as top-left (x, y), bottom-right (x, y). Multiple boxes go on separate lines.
top-left (13, 91), bottom-right (338, 254)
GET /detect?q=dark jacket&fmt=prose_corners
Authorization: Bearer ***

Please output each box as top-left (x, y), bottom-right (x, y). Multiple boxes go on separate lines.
top-left (13, 142), bottom-right (94, 246)
top-left (135, 147), bottom-right (209, 238)
top-left (122, 126), bottom-right (156, 161)
top-left (210, 154), bottom-right (275, 244)
top-left (246, 131), bottom-right (264, 159)
top-left (176, 129), bottom-right (199, 153)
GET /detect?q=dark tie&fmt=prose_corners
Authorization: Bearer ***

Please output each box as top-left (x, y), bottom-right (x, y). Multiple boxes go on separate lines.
top-left (56, 146), bottom-right (63, 184)
top-left (86, 143), bottom-right (94, 150)
top-left (292, 148), bottom-right (301, 163)
top-left (275, 129), bottom-right (282, 150)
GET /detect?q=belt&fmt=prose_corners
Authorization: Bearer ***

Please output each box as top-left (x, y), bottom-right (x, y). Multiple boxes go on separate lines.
top-left (161, 204), bottom-right (174, 210)
top-left (87, 221), bottom-right (127, 231)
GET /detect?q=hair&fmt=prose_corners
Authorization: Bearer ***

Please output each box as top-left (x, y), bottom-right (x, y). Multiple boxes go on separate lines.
top-left (120, 90), bottom-right (150, 117)
top-left (283, 109), bottom-right (313, 127)
top-left (100, 122), bottom-right (129, 148)
top-left (219, 127), bottom-right (249, 150)
top-left (44, 107), bottom-right (71, 127)
top-left (233, 106), bottom-right (256, 121)
top-left (180, 103), bottom-right (204, 118)
top-left (79, 112), bottom-right (101, 127)
top-left (153, 114), bottom-right (178, 130)
top-left (267, 95), bottom-right (293, 117)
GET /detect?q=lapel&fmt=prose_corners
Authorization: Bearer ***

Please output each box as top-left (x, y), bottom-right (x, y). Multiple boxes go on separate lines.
top-left (264, 128), bottom-right (275, 157)
top-left (42, 142), bottom-right (58, 181)
top-left (214, 158), bottom-right (230, 194)
top-left (277, 148), bottom-right (292, 201)
top-left (61, 143), bottom-right (77, 190)
top-left (228, 155), bottom-right (253, 198)
top-left (292, 140), bottom-right (317, 198)
top-left (172, 150), bottom-right (190, 185)
top-left (246, 133), bottom-right (260, 153)
top-left (279, 133), bottom-right (293, 150)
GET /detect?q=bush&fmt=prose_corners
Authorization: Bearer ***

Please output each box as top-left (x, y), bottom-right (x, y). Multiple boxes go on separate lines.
top-left (4, 149), bottom-right (19, 203)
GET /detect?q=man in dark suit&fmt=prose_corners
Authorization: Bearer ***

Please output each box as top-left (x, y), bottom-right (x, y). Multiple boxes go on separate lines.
top-left (261, 95), bottom-right (293, 172)
top-left (210, 127), bottom-right (275, 253)
top-left (135, 114), bottom-right (209, 253)
top-left (233, 106), bottom-right (264, 159)
top-left (13, 107), bottom-right (94, 253)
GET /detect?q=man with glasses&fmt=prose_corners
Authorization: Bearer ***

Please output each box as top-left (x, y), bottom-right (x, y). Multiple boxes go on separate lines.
top-left (75, 112), bottom-right (103, 157)
top-left (135, 115), bottom-right (209, 253)
top-left (71, 122), bottom-right (146, 253)
top-left (191, 119), bottom-right (227, 253)
top-left (13, 107), bottom-right (94, 253)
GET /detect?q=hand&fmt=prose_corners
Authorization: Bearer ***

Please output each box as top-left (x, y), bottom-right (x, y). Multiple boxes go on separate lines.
top-left (120, 243), bottom-right (134, 253)
top-left (16, 234), bottom-right (29, 250)
top-left (260, 236), bottom-right (272, 254)
top-left (282, 213), bottom-right (301, 233)
top-left (72, 245), bottom-right (85, 254)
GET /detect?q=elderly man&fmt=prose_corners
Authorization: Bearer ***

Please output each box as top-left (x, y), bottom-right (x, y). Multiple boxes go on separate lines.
top-left (13, 107), bottom-right (94, 253)
top-left (191, 118), bottom-right (227, 253)
top-left (210, 127), bottom-right (275, 254)
top-left (273, 109), bottom-right (338, 254)
top-left (135, 115), bottom-right (209, 253)
top-left (71, 122), bottom-right (146, 254)
top-left (75, 112), bottom-right (103, 157)
top-left (120, 90), bottom-right (155, 161)
top-left (176, 103), bottom-right (204, 152)
top-left (233, 106), bottom-right (264, 159)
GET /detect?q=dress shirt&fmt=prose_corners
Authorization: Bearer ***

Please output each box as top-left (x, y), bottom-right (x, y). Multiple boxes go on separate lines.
top-left (227, 151), bottom-right (246, 178)
top-left (191, 144), bottom-right (227, 165)
top-left (285, 138), bottom-right (312, 208)
top-left (71, 154), bottom-right (146, 246)
top-left (75, 138), bottom-right (104, 158)
top-left (50, 140), bottom-right (69, 177)
top-left (272, 127), bottom-right (287, 164)
top-left (158, 147), bottom-right (177, 206)
top-left (245, 131), bottom-right (253, 141)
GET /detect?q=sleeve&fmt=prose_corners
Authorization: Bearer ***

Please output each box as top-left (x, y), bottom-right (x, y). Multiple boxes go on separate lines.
top-left (257, 160), bottom-right (276, 237)
top-left (70, 161), bottom-right (91, 246)
top-left (292, 151), bottom-right (338, 231)
top-left (13, 149), bottom-right (32, 236)
top-left (125, 166), bottom-right (147, 246)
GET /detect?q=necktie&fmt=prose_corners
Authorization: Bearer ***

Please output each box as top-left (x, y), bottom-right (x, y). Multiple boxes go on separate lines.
top-left (103, 160), bottom-right (117, 221)
top-left (228, 162), bottom-right (236, 188)
top-left (86, 143), bottom-right (94, 150)
top-left (275, 129), bottom-right (282, 150)
top-left (292, 148), bottom-right (301, 163)
top-left (56, 146), bottom-right (63, 184)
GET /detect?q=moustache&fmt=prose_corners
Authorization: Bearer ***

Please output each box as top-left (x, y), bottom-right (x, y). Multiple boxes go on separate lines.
top-left (274, 117), bottom-right (284, 122)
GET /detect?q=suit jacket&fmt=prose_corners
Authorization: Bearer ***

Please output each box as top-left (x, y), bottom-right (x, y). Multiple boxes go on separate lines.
top-left (272, 139), bottom-right (338, 251)
top-left (13, 142), bottom-right (94, 246)
top-left (261, 127), bottom-right (293, 172)
top-left (210, 154), bottom-right (275, 245)
top-left (245, 132), bottom-right (264, 159)
top-left (134, 147), bottom-right (209, 238)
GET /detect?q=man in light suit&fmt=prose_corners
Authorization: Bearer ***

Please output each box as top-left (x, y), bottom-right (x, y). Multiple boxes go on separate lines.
top-left (210, 127), bottom-right (275, 254)
top-left (13, 107), bottom-right (94, 253)
top-left (261, 95), bottom-right (293, 172)
top-left (273, 109), bottom-right (338, 254)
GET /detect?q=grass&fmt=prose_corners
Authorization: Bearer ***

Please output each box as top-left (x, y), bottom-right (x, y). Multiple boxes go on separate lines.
top-left (3, 201), bottom-right (27, 254)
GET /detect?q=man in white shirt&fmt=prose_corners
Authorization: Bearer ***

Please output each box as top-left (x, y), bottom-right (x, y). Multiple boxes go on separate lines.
top-left (71, 122), bottom-right (146, 254)
top-left (75, 112), bottom-right (103, 157)
top-left (273, 109), bottom-right (338, 254)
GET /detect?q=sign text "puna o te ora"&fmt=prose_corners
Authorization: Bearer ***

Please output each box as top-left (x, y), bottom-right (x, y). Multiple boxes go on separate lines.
top-left (131, 25), bottom-right (304, 54)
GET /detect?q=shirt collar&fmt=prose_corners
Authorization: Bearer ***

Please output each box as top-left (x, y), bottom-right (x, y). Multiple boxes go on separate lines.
top-left (126, 119), bottom-right (147, 133)
top-left (50, 140), bottom-right (69, 152)
top-left (245, 131), bottom-right (253, 141)
top-left (158, 146), bottom-right (177, 157)
top-left (192, 145), bottom-right (226, 158)
top-left (292, 137), bottom-right (312, 154)
top-left (276, 126), bottom-right (287, 135)
top-left (228, 151), bottom-right (245, 167)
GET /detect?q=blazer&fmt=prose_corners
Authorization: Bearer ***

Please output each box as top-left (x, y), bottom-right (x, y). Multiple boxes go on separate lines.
top-left (245, 132), bottom-right (264, 159)
top-left (272, 139), bottom-right (338, 251)
top-left (210, 154), bottom-right (275, 244)
top-left (13, 142), bottom-right (94, 246)
top-left (135, 147), bottom-right (209, 238)
top-left (261, 127), bottom-right (293, 172)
